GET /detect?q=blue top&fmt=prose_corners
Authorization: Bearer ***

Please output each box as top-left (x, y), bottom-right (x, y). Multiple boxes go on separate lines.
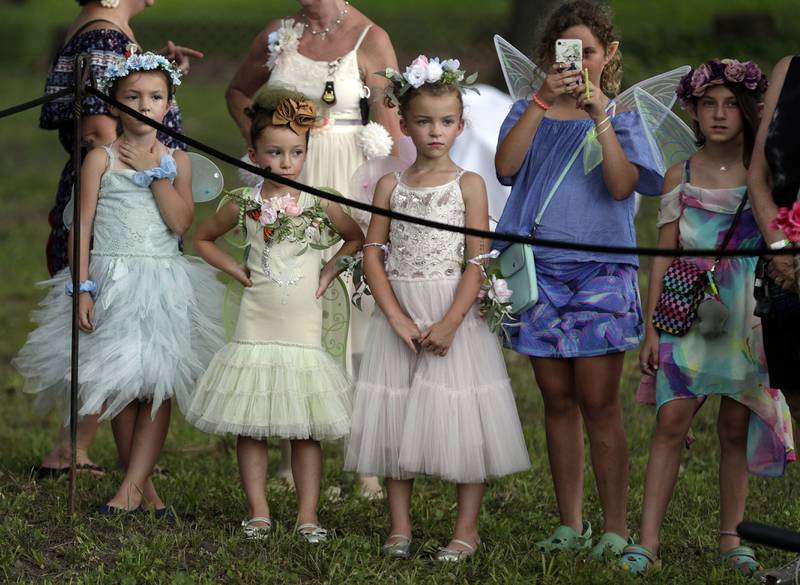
top-left (494, 100), bottom-right (663, 268)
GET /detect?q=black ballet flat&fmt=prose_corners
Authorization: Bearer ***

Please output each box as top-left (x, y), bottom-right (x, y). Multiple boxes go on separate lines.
top-left (96, 504), bottom-right (143, 516)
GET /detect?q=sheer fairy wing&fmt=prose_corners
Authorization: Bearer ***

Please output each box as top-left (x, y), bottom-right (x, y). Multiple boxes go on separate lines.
top-left (613, 66), bottom-right (691, 112)
top-left (633, 87), bottom-right (698, 175)
top-left (187, 152), bottom-right (225, 202)
top-left (494, 35), bottom-right (546, 101)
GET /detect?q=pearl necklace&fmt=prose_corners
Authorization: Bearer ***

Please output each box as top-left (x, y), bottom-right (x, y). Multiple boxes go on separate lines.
top-left (302, 1), bottom-right (350, 40)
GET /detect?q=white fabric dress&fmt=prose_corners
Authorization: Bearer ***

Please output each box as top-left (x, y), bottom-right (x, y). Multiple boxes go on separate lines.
top-left (344, 171), bottom-right (531, 483)
top-left (266, 22), bottom-right (375, 362)
top-left (13, 145), bottom-right (225, 421)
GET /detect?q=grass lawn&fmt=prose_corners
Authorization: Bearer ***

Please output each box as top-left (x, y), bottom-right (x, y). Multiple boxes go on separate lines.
top-left (2, 1), bottom-right (800, 582)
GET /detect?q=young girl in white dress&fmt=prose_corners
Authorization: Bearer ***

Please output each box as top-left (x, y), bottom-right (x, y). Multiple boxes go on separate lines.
top-left (13, 50), bottom-right (225, 515)
top-left (344, 56), bottom-right (530, 560)
top-left (186, 90), bottom-right (363, 542)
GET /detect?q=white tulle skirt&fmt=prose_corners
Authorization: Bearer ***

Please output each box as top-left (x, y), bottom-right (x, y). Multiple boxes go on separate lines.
top-left (12, 254), bottom-right (225, 421)
top-left (186, 341), bottom-right (353, 441)
top-left (344, 279), bottom-right (531, 483)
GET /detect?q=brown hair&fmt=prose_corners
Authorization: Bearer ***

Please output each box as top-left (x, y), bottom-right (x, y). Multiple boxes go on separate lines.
top-left (108, 70), bottom-right (175, 101)
top-left (688, 83), bottom-right (763, 168)
top-left (535, 0), bottom-right (622, 97)
top-left (391, 83), bottom-right (464, 119)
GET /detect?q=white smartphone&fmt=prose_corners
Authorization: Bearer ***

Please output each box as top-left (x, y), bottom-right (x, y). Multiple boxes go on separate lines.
top-left (555, 38), bottom-right (583, 73)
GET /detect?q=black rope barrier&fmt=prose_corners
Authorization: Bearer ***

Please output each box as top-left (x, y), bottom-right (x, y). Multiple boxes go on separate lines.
top-left (0, 88), bottom-right (73, 119)
top-left (2, 83), bottom-right (799, 259)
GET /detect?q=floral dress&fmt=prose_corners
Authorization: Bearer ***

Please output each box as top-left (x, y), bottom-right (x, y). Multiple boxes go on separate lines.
top-left (40, 27), bottom-right (184, 276)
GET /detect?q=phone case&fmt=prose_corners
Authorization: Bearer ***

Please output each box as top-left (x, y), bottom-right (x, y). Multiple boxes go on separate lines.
top-left (555, 39), bottom-right (583, 72)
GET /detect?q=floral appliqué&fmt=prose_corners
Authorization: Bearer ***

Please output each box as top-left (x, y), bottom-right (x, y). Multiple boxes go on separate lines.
top-left (266, 19), bottom-right (304, 70)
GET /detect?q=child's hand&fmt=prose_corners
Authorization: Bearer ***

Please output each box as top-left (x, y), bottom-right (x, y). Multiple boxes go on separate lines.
top-left (388, 314), bottom-right (423, 353)
top-left (574, 76), bottom-right (609, 121)
top-left (420, 317), bottom-right (460, 357)
top-left (231, 264), bottom-right (253, 287)
top-left (78, 294), bottom-right (95, 333)
top-left (639, 326), bottom-right (660, 376)
top-left (118, 140), bottom-right (161, 172)
top-left (315, 264), bottom-right (338, 299)
top-left (538, 63), bottom-right (583, 106)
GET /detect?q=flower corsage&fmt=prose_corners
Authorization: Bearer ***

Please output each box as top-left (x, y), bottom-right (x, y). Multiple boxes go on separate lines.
top-left (246, 192), bottom-right (334, 251)
top-left (336, 242), bottom-right (390, 310)
top-left (768, 201), bottom-right (800, 288)
top-left (266, 19), bottom-right (304, 70)
top-left (468, 250), bottom-right (518, 340)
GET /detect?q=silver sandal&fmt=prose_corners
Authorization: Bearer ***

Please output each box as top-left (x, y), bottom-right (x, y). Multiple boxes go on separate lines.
top-left (381, 534), bottom-right (412, 558)
top-left (435, 538), bottom-right (480, 562)
top-left (241, 517), bottom-right (272, 540)
top-left (296, 522), bottom-right (328, 544)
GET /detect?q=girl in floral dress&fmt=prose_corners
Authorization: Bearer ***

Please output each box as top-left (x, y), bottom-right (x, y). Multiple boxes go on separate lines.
top-left (187, 90), bottom-right (363, 542)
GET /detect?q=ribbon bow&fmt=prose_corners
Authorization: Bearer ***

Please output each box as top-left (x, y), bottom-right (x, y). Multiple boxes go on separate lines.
top-left (272, 98), bottom-right (317, 135)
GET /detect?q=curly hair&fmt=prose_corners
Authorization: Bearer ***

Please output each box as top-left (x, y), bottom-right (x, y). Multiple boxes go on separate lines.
top-left (535, 0), bottom-right (622, 97)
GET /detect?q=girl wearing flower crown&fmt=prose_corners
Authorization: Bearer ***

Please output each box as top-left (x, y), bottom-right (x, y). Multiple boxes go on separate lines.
top-left (620, 59), bottom-right (794, 575)
top-left (493, 0), bottom-right (663, 559)
top-left (344, 55), bottom-right (530, 561)
top-left (186, 89), bottom-right (363, 543)
top-left (13, 50), bottom-right (225, 516)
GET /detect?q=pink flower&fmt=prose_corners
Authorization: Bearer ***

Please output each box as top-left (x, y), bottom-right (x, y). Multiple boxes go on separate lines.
top-left (488, 276), bottom-right (513, 303)
top-left (284, 201), bottom-right (303, 217)
top-left (770, 202), bottom-right (800, 242)
top-left (723, 59), bottom-right (746, 83)
top-left (260, 205), bottom-right (278, 226)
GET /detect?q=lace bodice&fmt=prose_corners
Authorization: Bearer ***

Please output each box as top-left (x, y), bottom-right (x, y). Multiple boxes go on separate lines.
top-left (91, 146), bottom-right (179, 257)
top-left (386, 172), bottom-right (466, 280)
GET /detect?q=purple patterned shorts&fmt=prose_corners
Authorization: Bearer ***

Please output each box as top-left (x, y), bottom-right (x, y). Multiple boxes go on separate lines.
top-left (508, 260), bottom-right (643, 358)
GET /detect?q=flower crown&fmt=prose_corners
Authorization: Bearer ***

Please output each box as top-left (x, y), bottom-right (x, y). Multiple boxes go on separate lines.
top-left (98, 45), bottom-right (183, 94)
top-left (677, 58), bottom-right (768, 108)
top-left (378, 55), bottom-right (479, 106)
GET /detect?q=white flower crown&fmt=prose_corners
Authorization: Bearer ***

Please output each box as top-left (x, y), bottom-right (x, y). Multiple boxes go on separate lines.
top-left (379, 55), bottom-right (479, 106)
top-left (98, 45), bottom-right (183, 94)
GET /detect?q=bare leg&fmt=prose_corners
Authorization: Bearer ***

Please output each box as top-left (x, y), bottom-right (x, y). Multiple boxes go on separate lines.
top-left (717, 397), bottom-right (750, 554)
top-left (530, 356), bottom-right (583, 532)
top-left (277, 439), bottom-right (295, 489)
top-left (638, 399), bottom-right (696, 554)
top-left (574, 353), bottom-right (629, 537)
top-left (106, 400), bottom-right (171, 510)
top-left (111, 402), bottom-right (163, 509)
top-left (445, 482), bottom-right (485, 551)
top-left (42, 414), bottom-right (102, 469)
top-left (385, 478), bottom-right (414, 544)
top-left (291, 439), bottom-right (322, 526)
top-left (237, 436), bottom-right (270, 522)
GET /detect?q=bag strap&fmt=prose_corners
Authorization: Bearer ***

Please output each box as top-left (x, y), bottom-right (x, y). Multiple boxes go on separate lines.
top-left (65, 19), bottom-right (129, 45)
top-left (531, 136), bottom-right (584, 234)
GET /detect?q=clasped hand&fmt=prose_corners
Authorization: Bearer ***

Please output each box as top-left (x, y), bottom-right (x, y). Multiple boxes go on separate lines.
top-left (388, 313), bottom-right (459, 357)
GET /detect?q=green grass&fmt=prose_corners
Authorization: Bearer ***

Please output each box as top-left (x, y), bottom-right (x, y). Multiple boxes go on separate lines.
top-left (3, 1), bottom-right (800, 582)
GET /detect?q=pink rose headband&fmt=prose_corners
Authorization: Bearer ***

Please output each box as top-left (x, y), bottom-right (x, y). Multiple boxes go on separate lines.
top-left (677, 58), bottom-right (768, 108)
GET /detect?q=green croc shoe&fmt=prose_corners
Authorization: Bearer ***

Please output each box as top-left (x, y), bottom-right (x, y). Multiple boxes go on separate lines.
top-left (535, 520), bottom-right (592, 554)
top-left (590, 531), bottom-right (632, 560)
top-left (619, 544), bottom-right (660, 574)
top-left (721, 545), bottom-right (760, 577)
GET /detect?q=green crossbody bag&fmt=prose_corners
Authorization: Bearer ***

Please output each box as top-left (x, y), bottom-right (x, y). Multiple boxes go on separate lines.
top-left (497, 139), bottom-right (584, 315)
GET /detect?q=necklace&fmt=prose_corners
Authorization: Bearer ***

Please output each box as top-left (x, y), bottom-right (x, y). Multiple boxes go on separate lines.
top-left (718, 160), bottom-right (739, 172)
top-left (302, 1), bottom-right (350, 40)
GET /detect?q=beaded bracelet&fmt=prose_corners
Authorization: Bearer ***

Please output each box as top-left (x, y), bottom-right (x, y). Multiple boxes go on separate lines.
top-left (532, 93), bottom-right (552, 111)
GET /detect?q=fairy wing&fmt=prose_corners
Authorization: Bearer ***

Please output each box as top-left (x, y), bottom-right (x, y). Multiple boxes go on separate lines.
top-left (633, 87), bottom-right (697, 175)
top-left (494, 35), bottom-right (546, 101)
top-left (613, 66), bottom-right (691, 112)
top-left (187, 152), bottom-right (225, 202)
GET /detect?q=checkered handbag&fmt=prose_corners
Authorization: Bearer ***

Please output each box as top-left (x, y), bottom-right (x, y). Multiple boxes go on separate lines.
top-left (652, 258), bottom-right (707, 336)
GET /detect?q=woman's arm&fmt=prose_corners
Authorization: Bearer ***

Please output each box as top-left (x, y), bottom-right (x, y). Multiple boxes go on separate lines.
top-left (364, 174), bottom-right (422, 351)
top-left (316, 199), bottom-right (365, 298)
top-left (226, 21), bottom-right (280, 143)
top-left (192, 200), bottom-right (253, 287)
top-left (67, 147), bottom-right (105, 332)
top-left (640, 164), bottom-right (682, 375)
top-left (357, 25), bottom-right (403, 150)
top-left (420, 172), bottom-right (488, 356)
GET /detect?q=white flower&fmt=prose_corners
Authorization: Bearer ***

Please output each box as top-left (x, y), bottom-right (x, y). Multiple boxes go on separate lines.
top-left (100, 0), bottom-right (120, 7)
top-left (266, 19), bottom-right (304, 70)
top-left (404, 64), bottom-right (427, 88)
top-left (260, 206), bottom-right (278, 226)
top-left (355, 122), bottom-right (394, 160)
top-left (441, 59), bottom-right (460, 72)
top-left (427, 59), bottom-right (443, 83)
top-left (304, 225), bottom-right (320, 243)
top-left (488, 276), bottom-right (513, 303)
